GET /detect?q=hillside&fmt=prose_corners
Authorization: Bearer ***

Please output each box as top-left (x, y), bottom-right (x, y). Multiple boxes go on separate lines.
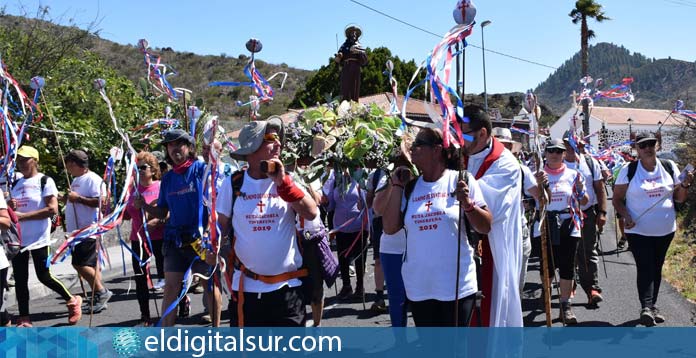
top-left (0, 14), bottom-right (314, 131)
top-left (535, 42), bottom-right (696, 115)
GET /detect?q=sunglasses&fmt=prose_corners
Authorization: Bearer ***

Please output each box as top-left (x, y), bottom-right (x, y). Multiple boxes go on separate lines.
top-left (638, 141), bottom-right (656, 149)
top-left (546, 148), bottom-right (565, 154)
top-left (137, 165), bottom-right (151, 171)
top-left (263, 133), bottom-right (280, 143)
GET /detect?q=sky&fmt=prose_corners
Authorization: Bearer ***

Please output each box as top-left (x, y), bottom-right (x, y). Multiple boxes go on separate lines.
top-left (4, 0), bottom-right (696, 96)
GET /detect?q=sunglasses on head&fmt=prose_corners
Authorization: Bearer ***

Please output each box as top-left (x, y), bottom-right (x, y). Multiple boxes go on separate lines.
top-left (546, 148), bottom-right (565, 154)
top-left (137, 164), bottom-right (151, 171)
top-left (638, 140), bottom-right (656, 149)
top-left (263, 132), bottom-right (280, 143)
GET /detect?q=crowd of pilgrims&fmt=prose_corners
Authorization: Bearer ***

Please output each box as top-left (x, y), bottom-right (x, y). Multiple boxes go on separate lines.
top-left (0, 105), bottom-right (691, 328)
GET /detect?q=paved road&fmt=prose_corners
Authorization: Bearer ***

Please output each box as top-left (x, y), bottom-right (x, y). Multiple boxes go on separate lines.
top-left (9, 198), bottom-right (695, 327)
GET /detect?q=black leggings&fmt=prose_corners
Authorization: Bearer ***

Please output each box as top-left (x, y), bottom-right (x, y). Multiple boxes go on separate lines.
top-left (410, 293), bottom-right (477, 327)
top-left (12, 247), bottom-right (73, 316)
top-left (627, 232), bottom-right (674, 309)
top-left (336, 231), bottom-right (368, 289)
top-left (131, 240), bottom-right (164, 318)
top-left (0, 268), bottom-right (9, 325)
top-left (545, 219), bottom-right (579, 280)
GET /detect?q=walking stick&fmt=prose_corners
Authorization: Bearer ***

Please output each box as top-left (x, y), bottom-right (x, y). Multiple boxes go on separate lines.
top-left (597, 229), bottom-right (608, 279)
top-left (527, 92), bottom-right (552, 327)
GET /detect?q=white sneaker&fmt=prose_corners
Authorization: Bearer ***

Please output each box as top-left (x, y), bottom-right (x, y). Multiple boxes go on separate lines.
top-left (153, 279), bottom-right (165, 291)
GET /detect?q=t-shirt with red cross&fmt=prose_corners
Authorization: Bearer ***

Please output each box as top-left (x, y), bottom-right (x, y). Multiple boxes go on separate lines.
top-left (216, 172), bottom-right (309, 293)
top-left (400, 169), bottom-right (487, 302)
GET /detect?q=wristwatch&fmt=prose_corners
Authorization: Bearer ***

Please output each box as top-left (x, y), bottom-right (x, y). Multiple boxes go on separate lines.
top-left (597, 209), bottom-right (607, 216)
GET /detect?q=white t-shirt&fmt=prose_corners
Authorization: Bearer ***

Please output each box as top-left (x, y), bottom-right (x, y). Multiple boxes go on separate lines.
top-left (564, 154), bottom-right (602, 210)
top-left (65, 171), bottom-right (104, 233)
top-left (10, 174), bottom-right (58, 248)
top-left (401, 170), bottom-right (487, 301)
top-left (216, 172), bottom-right (305, 293)
top-left (546, 166), bottom-right (585, 237)
top-left (0, 191), bottom-right (9, 270)
top-left (615, 160), bottom-right (681, 236)
top-left (380, 228), bottom-right (406, 255)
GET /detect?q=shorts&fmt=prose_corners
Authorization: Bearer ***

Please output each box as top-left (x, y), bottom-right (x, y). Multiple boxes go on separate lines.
top-left (228, 285), bottom-right (306, 327)
top-left (72, 239), bottom-right (98, 267)
top-left (163, 240), bottom-right (214, 274)
top-left (371, 217), bottom-right (383, 260)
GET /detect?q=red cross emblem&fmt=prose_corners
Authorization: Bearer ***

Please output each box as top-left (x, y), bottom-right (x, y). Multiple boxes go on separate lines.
top-left (256, 200), bottom-right (266, 213)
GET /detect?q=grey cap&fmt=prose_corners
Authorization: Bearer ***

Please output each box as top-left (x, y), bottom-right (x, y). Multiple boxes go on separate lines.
top-left (161, 129), bottom-right (194, 146)
top-left (635, 131), bottom-right (657, 144)
top-left (230, 116), bottom-right (284, 161)
top-left (545, 138), bottom-right (566, 150)
top-left (65, 149), bottom-right (89, 164)
top-left (151, 151), bottom-right (166, 164)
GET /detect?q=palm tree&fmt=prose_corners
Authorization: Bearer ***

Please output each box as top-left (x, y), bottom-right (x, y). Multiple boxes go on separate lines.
top-left (569, 0), bottom-right (610, 77)
top-left (569, 0), bottom-right (609, 134)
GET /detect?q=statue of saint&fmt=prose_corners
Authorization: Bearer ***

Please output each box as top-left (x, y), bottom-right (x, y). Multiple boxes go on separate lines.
top-left (334, 25), bottom-right (368, 102)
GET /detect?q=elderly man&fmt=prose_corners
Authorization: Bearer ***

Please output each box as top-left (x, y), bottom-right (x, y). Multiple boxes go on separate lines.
top-left (215, 116), bottom-right (318, 327)
top-left (461, 106), bottom-right (523, 327)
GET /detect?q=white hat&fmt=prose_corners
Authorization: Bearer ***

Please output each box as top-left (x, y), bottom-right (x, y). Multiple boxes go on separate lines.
top-left (491, 127), bottom-right (515, 144)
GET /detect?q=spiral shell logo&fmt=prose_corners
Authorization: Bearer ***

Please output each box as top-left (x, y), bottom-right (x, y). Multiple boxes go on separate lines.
top-left (112, 328), bottom-right (142, 357)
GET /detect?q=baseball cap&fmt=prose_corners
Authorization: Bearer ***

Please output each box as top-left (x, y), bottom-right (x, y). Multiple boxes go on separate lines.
top-left (65, 149), bottom-right (89, 164)
top-left (17, 146), bottom-right (39, 161)
top-left (161, 129), bottom-right (195, 146)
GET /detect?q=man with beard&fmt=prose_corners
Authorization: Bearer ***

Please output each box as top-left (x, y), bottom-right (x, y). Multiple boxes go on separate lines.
top-left (461, 106), bottom-right (523, 327)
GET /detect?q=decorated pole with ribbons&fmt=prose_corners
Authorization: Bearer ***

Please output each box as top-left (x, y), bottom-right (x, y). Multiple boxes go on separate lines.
top-left (525, 90), bottom-right (553, 327)
top-left (209, 38), bottom-right (287, 121)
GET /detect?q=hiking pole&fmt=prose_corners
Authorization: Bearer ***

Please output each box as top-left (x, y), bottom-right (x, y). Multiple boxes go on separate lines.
top-left (597, 229), bottom-right (608, 279)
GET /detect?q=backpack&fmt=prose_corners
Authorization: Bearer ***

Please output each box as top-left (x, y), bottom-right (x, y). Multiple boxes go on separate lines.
top-left (12, 174), bottom-right (62, 233)
top-left (1, 206), bottom-right (22, 261)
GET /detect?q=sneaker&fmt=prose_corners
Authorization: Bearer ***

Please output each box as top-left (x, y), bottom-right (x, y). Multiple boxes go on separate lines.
top-left (66, 295), bottom-right (83, 325)
top-left (560, 302), bottom-right (577, 325)
top-left (153, 279), bottom-right (166, 291)
top-left (15, 316), bottom-right (32, 328)
top-left (640, 307), bottom-right (656, 327)
top-left (92, 290), bottom-right (113, 313)
top-left (200, 314), bottom-right (212, 324)
top-left (588, 290), bottom-right (603, 306)
top-left (370, 298), bottom-right (388, 313)
top-left (651, 307), bottom-right (665, 323)
top-left (178, 295), bottom-right (191, 318)
top-left (618, 236), bottom-right (628, 250)
top-left (337, 285), bottom-right (353, 300)
top-left (349, 265), bottom-right (356, 277)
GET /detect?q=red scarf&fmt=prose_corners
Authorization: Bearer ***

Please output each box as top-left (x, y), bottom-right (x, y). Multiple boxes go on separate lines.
top-left (467, 137), bottom-right (505, 179)
top-left (172, 158), bottom-right (194, 174)
top-left (544, 163), bottom-right (566, 175)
